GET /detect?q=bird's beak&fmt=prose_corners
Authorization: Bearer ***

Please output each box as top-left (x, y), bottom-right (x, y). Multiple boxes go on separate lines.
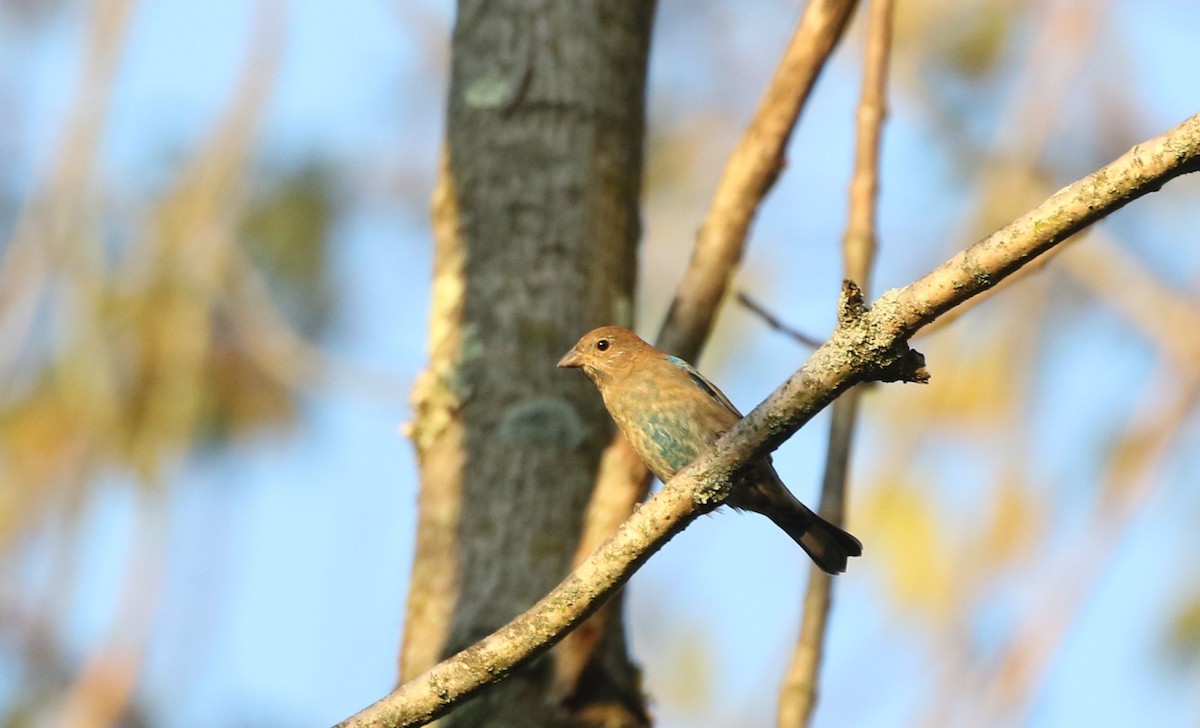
top-left (557, 348), bottom-right (586, 368)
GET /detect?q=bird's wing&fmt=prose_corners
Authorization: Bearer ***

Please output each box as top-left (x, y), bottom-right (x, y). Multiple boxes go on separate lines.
top-left (664, 355), bottom-right (744, 418)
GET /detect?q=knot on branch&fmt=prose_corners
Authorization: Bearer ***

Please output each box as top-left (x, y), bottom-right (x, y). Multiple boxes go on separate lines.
top-left (875, 347), bottom-right (929, 384)
top-left (836, 279), bottom-right (869, 323)
top-left (835, 280), bottom-right (930, 385)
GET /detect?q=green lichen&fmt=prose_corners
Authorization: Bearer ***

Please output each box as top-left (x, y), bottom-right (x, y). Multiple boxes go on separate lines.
top-left (463, 69), bottom-right (513, 108)
top-left (497, 397), bottom-right (588, 448)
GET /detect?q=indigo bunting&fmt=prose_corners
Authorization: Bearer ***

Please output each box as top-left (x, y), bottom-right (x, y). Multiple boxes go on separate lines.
top-left (559, 326), bottom-right (862, 574)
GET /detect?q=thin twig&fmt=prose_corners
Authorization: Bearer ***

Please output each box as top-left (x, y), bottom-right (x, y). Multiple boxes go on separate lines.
top-left (335, 112), bottom-right (1200, 728)
top-left (778, 0), bottom-right (893, 725)
top-left (554, 0), bottom-right (861, 700)
top-left (736, 291), bottom-right (823, 349)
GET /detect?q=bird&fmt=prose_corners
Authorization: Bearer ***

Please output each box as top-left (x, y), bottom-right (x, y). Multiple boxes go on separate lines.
top-left (558, 325), bottom-right (862, 574)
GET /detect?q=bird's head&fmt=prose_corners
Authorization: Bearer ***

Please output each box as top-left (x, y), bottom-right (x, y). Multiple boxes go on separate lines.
top-left (557, 326), bottom-right (646, 385)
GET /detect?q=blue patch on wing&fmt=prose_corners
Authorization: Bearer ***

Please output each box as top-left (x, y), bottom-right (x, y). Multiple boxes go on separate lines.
top-left (664, 355), bottom-right (742, 417)
top-left (637, 410), bottom-right (699, 478)
top-left (649, 425), bottom-right (695, 474)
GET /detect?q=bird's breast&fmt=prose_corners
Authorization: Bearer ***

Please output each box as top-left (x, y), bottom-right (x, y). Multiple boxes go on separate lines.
top-left (604, 394), bottom-right (706, 481)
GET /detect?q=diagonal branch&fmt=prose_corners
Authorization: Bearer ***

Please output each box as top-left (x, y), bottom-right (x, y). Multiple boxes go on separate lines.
top-left (336, 112), bottom-right (1200, 728)
top-left (658, 0), bottom-right (861, 362)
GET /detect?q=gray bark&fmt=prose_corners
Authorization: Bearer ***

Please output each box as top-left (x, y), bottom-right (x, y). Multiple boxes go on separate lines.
top-left (404, 2), bottom-right (656, 726)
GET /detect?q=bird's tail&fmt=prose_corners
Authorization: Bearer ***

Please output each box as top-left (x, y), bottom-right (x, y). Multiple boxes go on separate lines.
top-left (764, 500), bottom-right (863, 575)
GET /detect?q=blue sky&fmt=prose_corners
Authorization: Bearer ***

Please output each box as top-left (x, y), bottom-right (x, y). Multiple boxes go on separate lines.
top-left (4, 1), bottom-right (1200, 726)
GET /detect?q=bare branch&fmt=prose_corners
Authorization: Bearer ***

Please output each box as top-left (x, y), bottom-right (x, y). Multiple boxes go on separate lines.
top-left (335, 112), bottom-right (1200, 728)
top-left (658, 0), bottom-right (861, 362)
top-left (779, 1), bottom-right (894, 724)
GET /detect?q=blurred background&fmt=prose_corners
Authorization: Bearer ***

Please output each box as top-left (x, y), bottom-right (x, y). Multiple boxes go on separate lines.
top-left (2, 0), bottom-right (1200, 726)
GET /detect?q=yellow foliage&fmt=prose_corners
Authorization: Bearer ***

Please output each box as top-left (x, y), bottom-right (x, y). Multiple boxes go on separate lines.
top-left (658, 626), bottom-right (714, 713)
top-left (978, 476), bottom-right (1041, 567)
top-left (1164, 591), bottom-right (1200, 668)
top-left (1103, 428), bottom-right (1157, 502)
top-left (0, 390), bottom-right (88, 494)
top-left (892, 0), bottom-right (1021, 79)
top-left (857, 478), bottom-right (956, 618)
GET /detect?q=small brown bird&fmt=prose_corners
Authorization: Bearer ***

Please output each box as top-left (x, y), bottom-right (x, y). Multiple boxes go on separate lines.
top-left (559, 326), bottom-right (862, 574)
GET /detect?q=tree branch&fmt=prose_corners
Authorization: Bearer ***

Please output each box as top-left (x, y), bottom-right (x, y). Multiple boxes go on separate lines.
top-left (658, 0), bottom-right (861, 361)
top-left (335, 111), bottom-right (1200, 728)
top-left (778, 0), bottom-right (893, 723)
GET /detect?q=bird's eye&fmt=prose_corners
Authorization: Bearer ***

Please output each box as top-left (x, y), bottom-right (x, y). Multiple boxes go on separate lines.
top-left (596, 339), bottom-right (610, 352)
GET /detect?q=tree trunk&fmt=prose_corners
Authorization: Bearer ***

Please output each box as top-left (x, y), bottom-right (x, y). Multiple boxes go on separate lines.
top-left (403, 2), bottom-right (656, 726)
